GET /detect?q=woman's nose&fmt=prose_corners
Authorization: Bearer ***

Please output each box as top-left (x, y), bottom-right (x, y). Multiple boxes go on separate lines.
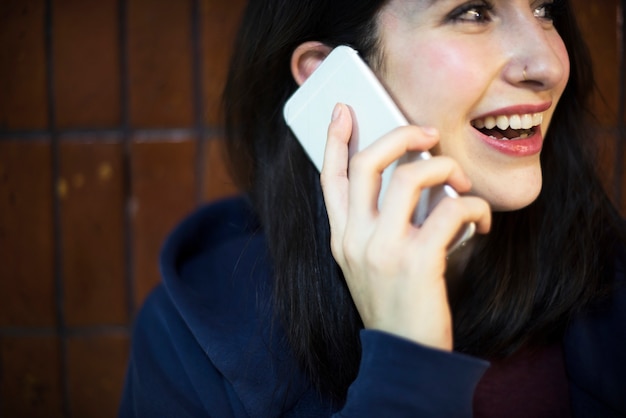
top-left (501, 13), bottom-right (570, 91)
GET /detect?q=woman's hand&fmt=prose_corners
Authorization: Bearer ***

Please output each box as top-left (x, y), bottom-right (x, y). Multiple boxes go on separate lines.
top-left (321, 104), bottom-right (491, 351)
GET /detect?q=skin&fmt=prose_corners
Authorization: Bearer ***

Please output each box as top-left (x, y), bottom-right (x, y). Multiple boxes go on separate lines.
top-left (377, 0), bottom-right (570, 211)
top-left (291, 0), bottom-right (570, 351)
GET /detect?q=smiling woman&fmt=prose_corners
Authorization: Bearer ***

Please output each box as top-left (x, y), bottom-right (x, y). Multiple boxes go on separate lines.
top-left (119, 0), bottom-right (626, 417)
top-left (376, 0), bottom-right (570, 211)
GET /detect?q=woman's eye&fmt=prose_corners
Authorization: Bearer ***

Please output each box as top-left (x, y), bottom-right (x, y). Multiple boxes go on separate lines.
top-left (449, 2), bottom-right (494, 24)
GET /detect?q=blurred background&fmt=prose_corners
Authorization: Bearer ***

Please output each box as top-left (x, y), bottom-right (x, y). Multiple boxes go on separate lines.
top-left (0, 0), bottom-right (624, 417)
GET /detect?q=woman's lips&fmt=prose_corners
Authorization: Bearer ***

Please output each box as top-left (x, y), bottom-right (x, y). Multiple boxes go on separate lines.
top-left (474, 125), bottom-right (544, 156)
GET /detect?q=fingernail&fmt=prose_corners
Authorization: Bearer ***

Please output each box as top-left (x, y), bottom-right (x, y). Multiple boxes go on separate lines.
top-left (332, 103), bottom-right (342, 121)
top-left (421, 126), bottom-right (438, 137)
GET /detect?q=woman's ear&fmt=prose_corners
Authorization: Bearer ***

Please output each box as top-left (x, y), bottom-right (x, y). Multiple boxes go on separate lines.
top-left (290, 42), bottom-right (333, 86)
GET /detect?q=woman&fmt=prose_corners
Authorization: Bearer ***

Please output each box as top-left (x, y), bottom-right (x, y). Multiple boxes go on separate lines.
top-left (120, 0), bottom-right (626, 416)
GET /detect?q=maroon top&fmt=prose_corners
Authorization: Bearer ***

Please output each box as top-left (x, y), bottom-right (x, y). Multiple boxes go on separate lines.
top-left (473, 343), bottom-right (572, 417)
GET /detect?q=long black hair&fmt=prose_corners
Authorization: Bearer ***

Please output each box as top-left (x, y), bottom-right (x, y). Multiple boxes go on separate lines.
top-left (222, 0), bottom-right (625, 401)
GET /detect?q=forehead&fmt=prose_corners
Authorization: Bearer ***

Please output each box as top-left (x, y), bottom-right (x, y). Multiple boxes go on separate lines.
top-left (379, 0), bottom-right (451, 23)
top-left (377, 0), bottom-right (439, 30)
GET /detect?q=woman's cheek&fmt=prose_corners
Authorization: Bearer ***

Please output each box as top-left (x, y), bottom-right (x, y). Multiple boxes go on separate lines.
top-left (386, 41), bottom-right (483, 126)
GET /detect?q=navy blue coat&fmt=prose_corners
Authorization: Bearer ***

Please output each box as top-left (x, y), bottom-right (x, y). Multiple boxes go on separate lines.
top-left (119, 196), bottom-right (626, 417)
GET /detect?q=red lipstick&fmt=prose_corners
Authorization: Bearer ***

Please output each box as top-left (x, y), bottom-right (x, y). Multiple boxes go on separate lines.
top-left (476, 125), bottom-right (544, 156)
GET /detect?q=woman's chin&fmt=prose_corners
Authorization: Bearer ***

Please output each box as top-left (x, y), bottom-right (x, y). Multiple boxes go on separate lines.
top-left (467, 165), bottom-right (543, 212)
top-left (471, 179), bottom-right (542, 212)
top-left (488, 188), bottom-right (542, 212)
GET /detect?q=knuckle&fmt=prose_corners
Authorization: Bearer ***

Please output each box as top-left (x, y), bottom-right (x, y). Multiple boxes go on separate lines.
top-left (402, 124), bottom-right (424, 138)
top-left (348, 150), bottom-right (374, 175)
top-left (330, 230), bottom-right (343, 260)
top-left (435, 155), bottom-right (456, 166)
top-left (330, 235), bottom-right (343, 260)
top-left (479, 198), bottom-right (492, 214)
top-left (431, 155), bottom-right (458, 173)
top-left (341, 233), bottom-right (361, 266)
top-left (390, 164), bottom-right (419, 188)
top-left (437, 196), bottom-right (465, 218)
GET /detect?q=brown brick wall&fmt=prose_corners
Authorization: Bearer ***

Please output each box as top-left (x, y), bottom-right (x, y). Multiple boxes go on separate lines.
top-left (0, 1), bottom-right (624, 416)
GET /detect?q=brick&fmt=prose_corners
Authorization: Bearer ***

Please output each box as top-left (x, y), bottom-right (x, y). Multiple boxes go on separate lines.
top-left (128, 0), bottom-right (194, 128)
top-left (0, 0), bottom-right (48, 130)
top-left (53, 0), bottom-right (121, 129)
top-left (130, 135), bottom-right (197, 305)
top-left (202, 137), bottom-right (239, 203)
top-left (201, 0), bottom-right (246, 126)
top-left (58, 137), bottom-right (127, 326)
top-left (66, 333), bottom-right (129, 418)
top-left (0, 140), bottom-right (56, 327)
top-left (572, 0), bottom-right (620, 126)
top-left (0, 335), bottom-right (64, 418)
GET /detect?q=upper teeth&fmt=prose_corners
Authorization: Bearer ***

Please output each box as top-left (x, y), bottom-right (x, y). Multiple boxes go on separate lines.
top-left (472, 113), bottom-right (544, 130)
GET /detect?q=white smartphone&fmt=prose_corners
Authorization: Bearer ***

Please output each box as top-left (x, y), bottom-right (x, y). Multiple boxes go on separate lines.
top-left (283, 45), bottom-right (474, 254)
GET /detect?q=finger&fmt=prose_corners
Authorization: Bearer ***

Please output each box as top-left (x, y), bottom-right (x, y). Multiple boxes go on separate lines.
top-left (347, 125), bottom-right (441, 224)
top-left (376, 157), bottom-right (472, 237)
top-left (321, 103), bottom-right (352, 244)
top-left (415, 196), bottom-right (491, 252)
